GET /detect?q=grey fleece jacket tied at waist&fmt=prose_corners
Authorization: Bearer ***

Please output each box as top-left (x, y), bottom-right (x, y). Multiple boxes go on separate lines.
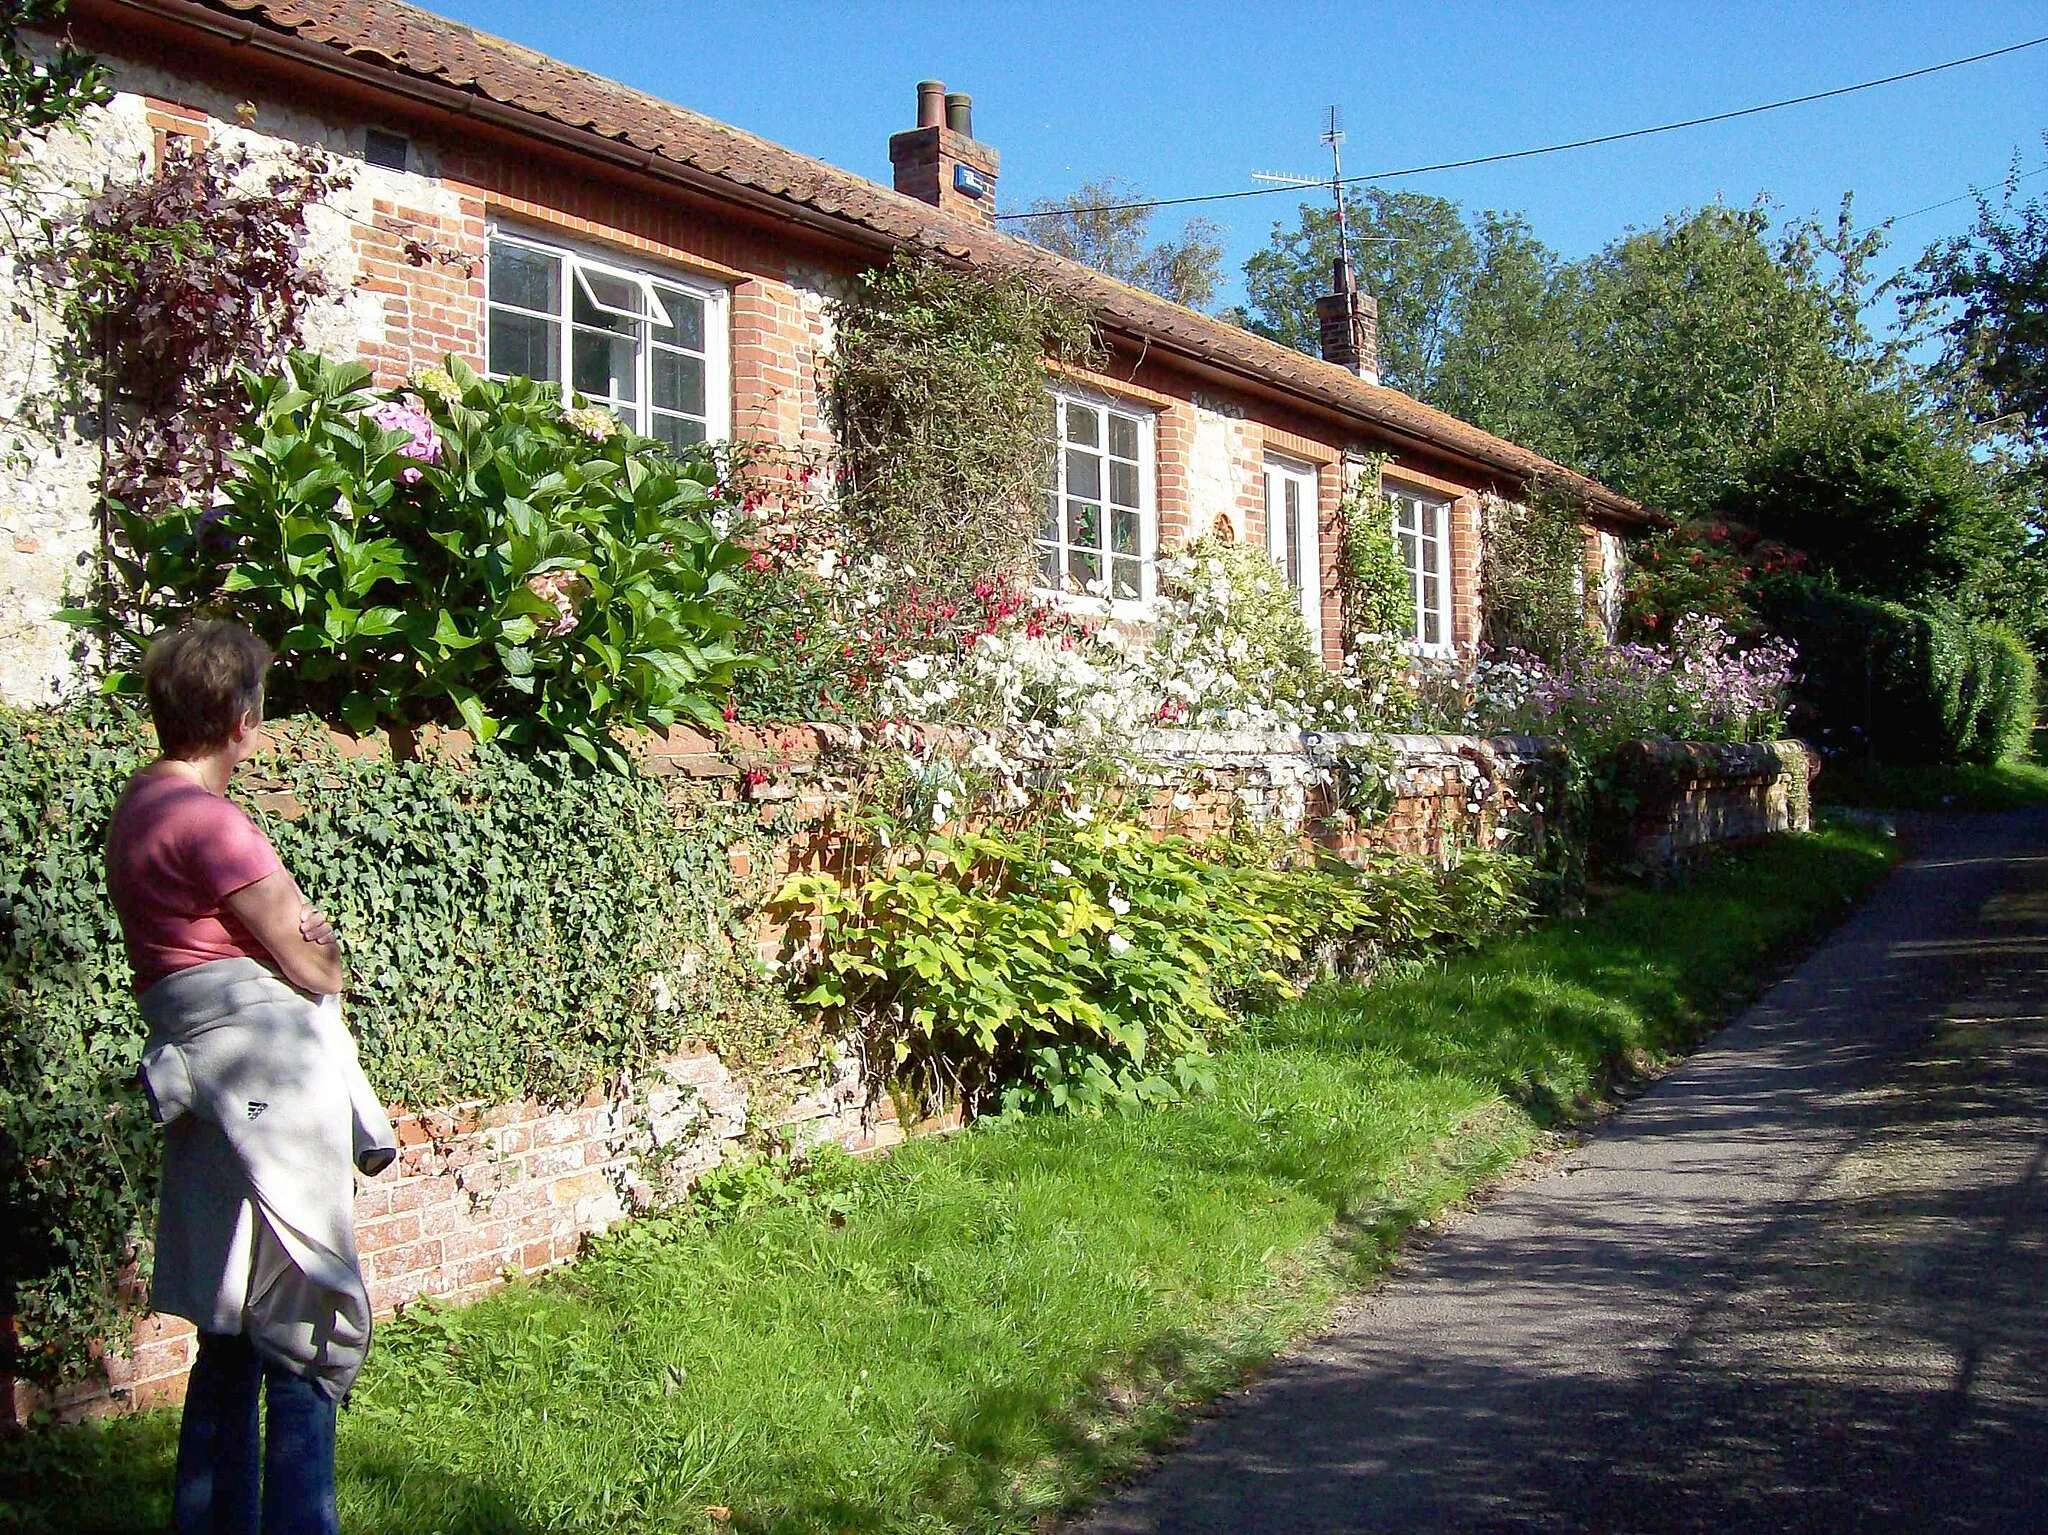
top-left (138, 957), bottom-right (397, 1401)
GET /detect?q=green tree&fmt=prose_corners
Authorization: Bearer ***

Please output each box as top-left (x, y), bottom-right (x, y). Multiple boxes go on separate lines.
top-left (1557, 203), bottom-right (1875, 516)
top-left (1016, 179), bottom-right (1225, 311)
top-left (1241, 189), bottom-right (1475, 395)
top-left (1430, 210), bottom-right (1581, 462)
top-left (1715, 395), bottom-right (2024, 616)
top-left (1909, 163), bottom-right (2048, 469)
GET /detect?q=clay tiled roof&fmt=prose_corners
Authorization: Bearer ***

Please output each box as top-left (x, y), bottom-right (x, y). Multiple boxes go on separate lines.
top-left (107, 0), bottom-right (1656, 525)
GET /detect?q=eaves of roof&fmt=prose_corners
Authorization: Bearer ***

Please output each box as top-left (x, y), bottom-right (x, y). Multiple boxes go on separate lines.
top-left (71, 0), bottom-right (1663, 528)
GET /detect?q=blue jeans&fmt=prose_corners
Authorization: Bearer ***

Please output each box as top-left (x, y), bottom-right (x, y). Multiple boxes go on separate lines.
top-left (171, 1331), bottom-right (338, 1535)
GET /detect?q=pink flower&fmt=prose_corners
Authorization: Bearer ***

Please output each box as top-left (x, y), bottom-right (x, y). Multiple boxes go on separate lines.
top-left (524, 569), bottom-right (589, 638)
top-left (368, 397), bottom-right (442, 484)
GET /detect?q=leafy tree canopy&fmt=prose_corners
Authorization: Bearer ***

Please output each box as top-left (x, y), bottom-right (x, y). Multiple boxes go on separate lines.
top-left (1240, 190), bottom-right (1475, 395)
top-left (1016, 179), bottom-right (1225, 311)
top-left (1908, 160), bottom-right (2048, 472)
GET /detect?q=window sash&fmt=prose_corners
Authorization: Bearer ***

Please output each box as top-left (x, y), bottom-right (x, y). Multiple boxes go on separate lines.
top-left (486, 231), bottom-right (724, 449)
top-left (1386, 486), bottom-right (1451, 651)
top-left (1039, 391), bottom-right (1154, 604)
top-left (1264, 457), bottom-right (1322, 648)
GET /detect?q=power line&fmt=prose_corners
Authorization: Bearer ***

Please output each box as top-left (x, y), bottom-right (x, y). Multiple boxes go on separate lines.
top-left (1883, 164), bottom-right (2048, 226)
top-left (997, 35), bottom-right (2048, 223)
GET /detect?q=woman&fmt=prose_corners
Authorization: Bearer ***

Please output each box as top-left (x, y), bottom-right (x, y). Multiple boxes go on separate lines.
top-left (105, 620), bottom-right (394, 1535)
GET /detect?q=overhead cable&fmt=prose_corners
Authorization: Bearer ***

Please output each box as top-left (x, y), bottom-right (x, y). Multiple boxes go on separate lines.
top-left (995, 35), bottom-right (2048, 222)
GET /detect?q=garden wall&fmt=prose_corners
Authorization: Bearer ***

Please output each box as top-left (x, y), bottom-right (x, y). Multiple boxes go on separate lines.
top-left (5, 723), bottom-right (1809, 1424)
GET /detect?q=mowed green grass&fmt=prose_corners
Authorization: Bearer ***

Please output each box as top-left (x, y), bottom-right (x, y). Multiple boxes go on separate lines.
top-left (1, 829), bottom-right (1895, 1535)
top-left (1813, 754), bottom-right (2048, 812)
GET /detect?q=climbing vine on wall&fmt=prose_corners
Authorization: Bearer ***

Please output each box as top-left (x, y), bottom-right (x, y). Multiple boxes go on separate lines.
top-left (1336, 455), bottom-right (1409, 645)
top-left (50, 137), bottom-right (349, 516)
top-left (826, 251), bottom-right (1098, 591)
top-left (0, 702), bottom-right (801, 1386)
top-left (1481, 476), bottom-right (1593, 663)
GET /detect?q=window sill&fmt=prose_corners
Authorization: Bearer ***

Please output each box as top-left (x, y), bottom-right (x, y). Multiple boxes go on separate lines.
top-left (1033, 587), bottom-right (1156, 627)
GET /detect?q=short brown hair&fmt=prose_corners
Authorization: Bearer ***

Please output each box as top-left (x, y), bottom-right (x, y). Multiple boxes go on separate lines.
top-left (141, 621), bottom-right (272, 758)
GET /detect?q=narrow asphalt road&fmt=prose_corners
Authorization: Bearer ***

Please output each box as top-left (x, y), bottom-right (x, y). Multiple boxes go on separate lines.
top-left (1078, 810), bottom-right (2048, 1534)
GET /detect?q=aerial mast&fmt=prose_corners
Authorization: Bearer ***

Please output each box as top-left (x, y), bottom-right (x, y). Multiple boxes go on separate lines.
top-left (1324, 105), bottom-right (1353, 287)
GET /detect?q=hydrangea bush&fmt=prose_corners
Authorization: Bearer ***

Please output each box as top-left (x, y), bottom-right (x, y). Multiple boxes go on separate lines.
top-left (95, 352), bottom-right (750, 766)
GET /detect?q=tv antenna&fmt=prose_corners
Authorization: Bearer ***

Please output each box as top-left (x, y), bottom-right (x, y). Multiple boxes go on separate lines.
top-left (1252, 105), bottom-right (1362, 279)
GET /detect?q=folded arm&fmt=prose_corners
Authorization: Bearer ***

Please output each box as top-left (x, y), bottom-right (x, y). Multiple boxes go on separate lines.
top-left (225, 870), bottom-right (346, 997)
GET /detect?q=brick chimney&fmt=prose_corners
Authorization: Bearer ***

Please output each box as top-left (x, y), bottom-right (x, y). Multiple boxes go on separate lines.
top-left (889, 80), bottom-right (1000, 226)
top-left (1315, 255), bottom-right (1380, 385)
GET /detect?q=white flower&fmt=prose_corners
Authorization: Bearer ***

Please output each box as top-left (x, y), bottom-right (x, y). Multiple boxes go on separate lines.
top-left (1048, 860), bottom-right (1072, 877)
top-left (814, 548), bottom-right (840, 581)
top-left (1106, 933), bottom-right (1132, 957)
top-left (1107, 891), bottom-right (1131, 916)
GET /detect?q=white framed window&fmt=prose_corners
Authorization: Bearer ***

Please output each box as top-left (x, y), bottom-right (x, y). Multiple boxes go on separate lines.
top-left (1038, 388), bottom-right (1155, 606)
top-left (1386, 483), bottom-right (1452, 652)
top-left (1263, 455), bottom-right (1322, 648)
top-left (485, 228), bottom-right (730, 450)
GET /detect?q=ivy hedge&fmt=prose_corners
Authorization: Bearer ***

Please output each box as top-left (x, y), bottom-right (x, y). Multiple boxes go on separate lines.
top-left (0, 702), bottom-right (796, 1388)
top-left (1769, 586), bottom-right (2036, 764)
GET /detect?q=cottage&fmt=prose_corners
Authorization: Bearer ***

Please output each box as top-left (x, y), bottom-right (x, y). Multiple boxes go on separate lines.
top-left (1, 0), bottom-right (1656, 705)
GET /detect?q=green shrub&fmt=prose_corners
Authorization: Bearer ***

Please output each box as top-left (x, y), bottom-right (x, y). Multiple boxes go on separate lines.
top-left (827, 252), bottom-right (1097, 591)
top-left (776, 819), bottom-right (1531, 1118)
top-left (94, 352), bottom-right (750, 768)
top-left (1337, 471), bottom-right (1411, 643)
top-left (0, 702), bottom-right (791, 1387)
top-left (1481, 482), bottom-right (1592, 662)
top-left (1769, 583), bottom-right (2037, 764)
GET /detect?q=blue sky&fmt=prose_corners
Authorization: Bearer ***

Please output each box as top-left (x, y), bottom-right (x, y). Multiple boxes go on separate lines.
top-left (432, 1), bottom-right (2047, 314)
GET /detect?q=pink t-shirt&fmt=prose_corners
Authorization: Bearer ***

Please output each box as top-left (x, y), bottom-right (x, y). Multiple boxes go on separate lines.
top-left (105, 771), bottom-right (287, 993)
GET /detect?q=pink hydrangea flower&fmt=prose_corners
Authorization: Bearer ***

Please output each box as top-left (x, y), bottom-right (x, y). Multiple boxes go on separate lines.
top-left (368, 396), bottom-right (442, 484)
top-left (525, 569), bottom-right (589, 638)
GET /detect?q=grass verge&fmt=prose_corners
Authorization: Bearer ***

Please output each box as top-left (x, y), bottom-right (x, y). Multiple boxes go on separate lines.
top-left (1813, 756), bottom-right (2048, 812)
top-left (0, 828), bottom-right (1895, 1535)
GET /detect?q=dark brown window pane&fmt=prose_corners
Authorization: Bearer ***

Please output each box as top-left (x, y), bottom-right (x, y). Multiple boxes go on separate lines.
top-left (488, 310), bottom-right (560, 381)
top-left (1065, 401), bottom-right (1100, 448)
top-left (489, 241), bottom-right (560, 313)
top-left (1069, 500), bottom-right (1101, 552)
top-left (1112, 556), bottom-right (1143, 599)
top-left (1108, 413), bottom-right (1138, 460)
top-left (1109, 461), bottom-right (1139, 508)
top-left (1111, 507), bottom-right (1140, 555)
top-left (573, 328), bottom-right (638, 402)
top-left (1039, 542), bottom-right (1062, 586)
top-left (1065, 448), bottom-right (1102, 501)
top-left (1068, 548), bottom-right (1101, 589)
top-left (651, 286), bottom-right (705, 351)
top-left (652, 350), bottom-right (705, 416)
top-left (652, 412), bottom-right (705, 451)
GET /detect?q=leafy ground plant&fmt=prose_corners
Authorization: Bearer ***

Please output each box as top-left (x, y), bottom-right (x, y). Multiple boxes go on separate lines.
top-left (2, 827), bottom-right (1894, 1535)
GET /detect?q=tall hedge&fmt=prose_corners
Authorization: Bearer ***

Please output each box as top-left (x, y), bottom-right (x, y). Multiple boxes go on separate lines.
top-left (0, 703), bottom-right (795, 1387)
top-left (1769, 585), bottom-right (2036, 764)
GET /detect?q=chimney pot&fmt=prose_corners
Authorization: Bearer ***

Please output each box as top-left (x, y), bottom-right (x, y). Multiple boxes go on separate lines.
top-left (892, 83), bottom-right (999, 226)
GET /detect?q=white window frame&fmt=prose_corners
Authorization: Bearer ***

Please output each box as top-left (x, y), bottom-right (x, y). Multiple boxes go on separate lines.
top-left (484, 225), bottom-right (731, 447)
top-left (1263, 454), bottom-right (1323, 649)
top-left (1037, 384), bottom-right (1157, 615)
top-left (1386, 481), bottom-right (1454, 655)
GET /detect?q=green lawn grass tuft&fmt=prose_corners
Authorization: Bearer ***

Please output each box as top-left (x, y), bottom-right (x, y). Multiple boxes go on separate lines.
top-left (1813, 756), bottom-right (2048, 812)
top-left (0, 828), bottom-right (1894, 1535)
